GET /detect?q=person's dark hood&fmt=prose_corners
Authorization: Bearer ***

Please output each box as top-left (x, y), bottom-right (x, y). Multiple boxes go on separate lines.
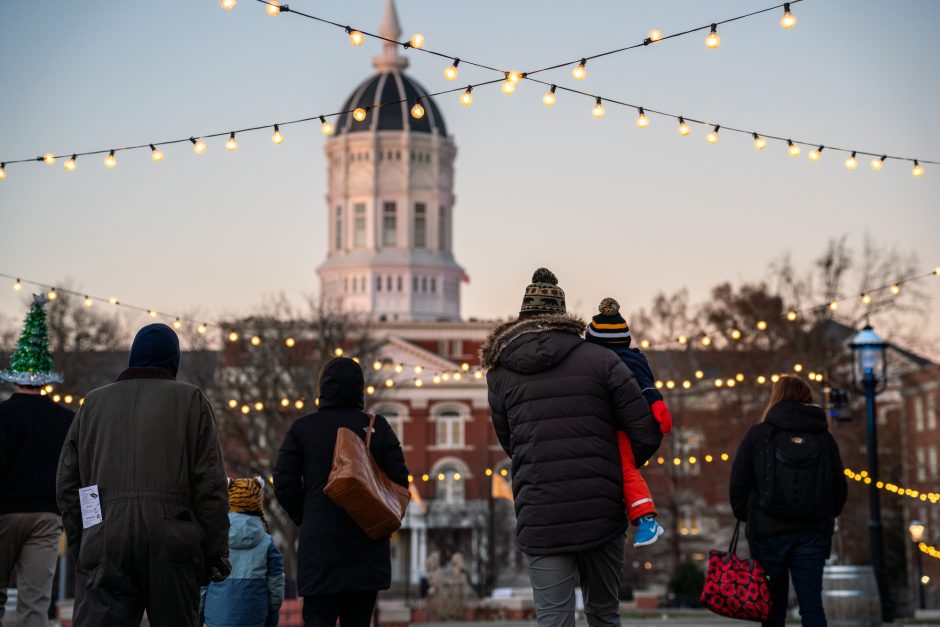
top-left (765, 400), bottom-right (828, 433)
top-left (129, 323), bottom-right (180, 377)
top-left (318, 357), bottom-right (364, 410)
top-left (480, 314), bottom-right (585, 374)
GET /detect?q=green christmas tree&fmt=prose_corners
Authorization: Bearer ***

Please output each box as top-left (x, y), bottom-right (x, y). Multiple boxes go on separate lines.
top-left (1, 294), bottom-right (62, 386)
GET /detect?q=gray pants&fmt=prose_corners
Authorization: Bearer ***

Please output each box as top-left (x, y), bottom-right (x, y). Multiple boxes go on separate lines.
top-left (0, 512), bottom-right (63, 627)
top-left (526, 535), bottom-right (624, 627)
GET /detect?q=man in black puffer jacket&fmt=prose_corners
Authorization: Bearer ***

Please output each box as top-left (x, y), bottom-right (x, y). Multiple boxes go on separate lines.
top-left (482, 269), bottom-right (663, 627)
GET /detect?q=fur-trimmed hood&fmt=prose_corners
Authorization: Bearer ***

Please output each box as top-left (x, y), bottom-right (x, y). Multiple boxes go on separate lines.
top-left (480, 314), bottom-right (586, 372)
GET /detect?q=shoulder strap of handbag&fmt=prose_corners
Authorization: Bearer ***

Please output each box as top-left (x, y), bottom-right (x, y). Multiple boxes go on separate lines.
top-left (365, 412), bottom-right (377, 449)
top-left (728, 520), bottom-right (742, 555)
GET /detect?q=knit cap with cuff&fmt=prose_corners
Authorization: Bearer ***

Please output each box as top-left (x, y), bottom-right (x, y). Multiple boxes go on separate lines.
top-left (585, 298), bottom-right (631, 347)
top-left (519, 268), bottom-right (567, 317)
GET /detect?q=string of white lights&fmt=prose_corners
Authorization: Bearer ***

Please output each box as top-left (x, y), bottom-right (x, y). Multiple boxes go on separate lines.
top-left (3, 0), bottom-right (936, 180)
top-left (3, 268), bottom-right (938, 351)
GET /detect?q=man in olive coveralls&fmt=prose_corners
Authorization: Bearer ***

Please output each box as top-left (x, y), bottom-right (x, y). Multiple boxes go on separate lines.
top-left (56, 324), bottom-right (231, 626)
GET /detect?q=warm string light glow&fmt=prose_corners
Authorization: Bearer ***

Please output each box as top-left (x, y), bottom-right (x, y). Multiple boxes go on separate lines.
top-left (444, 59), bottom-right (459, 81)
top-left (460, 86), bottom-right (473, 106)
top-left (542, 85), bottom-right (557, 107)
top-left (572, 59), bottom-right (587, 80)
top-left (845, 468), bottom-right (940, 506)
top-left (636, 108), bottom-right (650, 128)
top-left (629, 268), bottom-right (938, 348)
top-left (319, 116), bottom-right (334, 136)
top-left (677, 117), bottom-right (691, 136)
top-left (706, 126), bottom-right (720, 144)
top-left (150, 144), bottom-right (164, 161)
top-left (410, 102), bottom-right (425, 119)
top-left (271, 125), bottom-right (285, 144)
top-left (787, 140), bottom-right (801, 157)
top-left (753, 133), bottom-right (767, 150)
top-left (705, 24), bottom-right (721, 49)
top-left (103, 150), bottom-right (116, 169)
top-left (780, 3), bottom-right (797, 29)
top-left (592, 98), bottom-right (606, 119)
top-left (225, 132), bottom-right (238, 151)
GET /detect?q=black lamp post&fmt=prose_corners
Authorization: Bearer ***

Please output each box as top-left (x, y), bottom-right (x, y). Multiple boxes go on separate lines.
top-left (910, 521), bottom-right (927, 610)
top-left (850, 324), bottom-right (891, 622)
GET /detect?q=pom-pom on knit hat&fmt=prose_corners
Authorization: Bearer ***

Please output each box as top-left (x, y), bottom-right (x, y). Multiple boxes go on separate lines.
top-left (585, 297), bottom-right (632, 346)
top-left (520, 268), bottom-right (567, 317)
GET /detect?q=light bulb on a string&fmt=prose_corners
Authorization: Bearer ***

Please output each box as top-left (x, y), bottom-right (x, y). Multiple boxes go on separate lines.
top-left (353, 107), bottom-right (368, 122)
top-left (265, 0), bottom-right (281, 16)
top-left (845, 152), bottom-right (858, 170)
top-left (173, 318), bottom-right (182, 329)
top-left (753, 133), bottom-right (767, 150)
top-left (285, 337), bottom-right (296, 347)
top-left (731, 329), bottom-right (742, 340)
top-left (410, 102), bottom-right (425, 119)
top-left (444, 59), bottom-right (459, 80)
top-left (108, 296), bottom-right (118, 305)
top-left (787, 140), bottom-right (801, 157)
top-left (861, 293), bottom-right (873, 305)
top-left (501, 79), bottom-right (516, 95)
top-left (636, 108), bottom-right (650, 128)
top-left (47, 289), bottom-right (57, 301)
top-left (808, 146), bottom-right (823, 161)
top-left (507, 71), bottom-right (523, 84)
top-left (220, 0), bottom-right (236, 10)
top-left (320, 117), bottom-right (334, 136)
top-left (706, 126), bottom-right (720, 144)
top-left (677, 117), bottom-right (691, 136)
top-left (225, 132), bottom-right (238, 151)
top-left (83, 296), bottom-right (93, 307)
top-left (64, 155), bottom-right (77, 171)
top-left (913, 161), bottom-right (925, 177)
top-left (103, 150), bottom-right (117, 169)
top-left (12, 279), bottom-right (22, 291)
top-left (250, 335), bottom-right (262, 346)
top-left (592, 97), bottom-right (606, 119)
top-left (705, 24), bottom-right (720, 49)
top-left (228, 332), bottom-right (239, 342)
top-left (701, 336), bottom-right (712, 347)
top-left (408, 34), bottom-right (426, 49)
top-left (890, 283), bottom-right (902, 296)
top-left (786, 310), bottom-right (798, 322)
top-left (871, 155), bottom-right (885, 170)
top-left (829, 301), bottom-right (839, 311)
top-left (43, 153), bottom-right (56, 166)
top-left (757, 320), bottom-right (768, 331)
top-left (0, 164), bottom-right (6, 180)
top-left (780, 3), bottom-right (797, 29)
top-left (647, 29), bottom-right (663, 44)
top-left (150, 144), bottom-right (164, 161)
top-left (191, 137), bottom-right (207, 154)
top-left (460, 86), bottom-right (473, 106)
top-left (347, 29), bottom-right (364, 46)
top-left (543, 85), bottom-right (557, 107)
top-left (197, 324), bottom-right (207, 334)
top-left (572, 59), bottom-right (587, 80)
top-left (271, 125), bottom-right (284, 144)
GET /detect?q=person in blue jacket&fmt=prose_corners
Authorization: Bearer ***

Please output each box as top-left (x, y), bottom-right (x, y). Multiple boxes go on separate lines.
top-left (200, 477), bottom-right (285, 627)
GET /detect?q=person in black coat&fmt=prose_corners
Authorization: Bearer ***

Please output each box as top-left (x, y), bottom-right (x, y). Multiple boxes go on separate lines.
top-left (274, 357), bottom-right (409, 627)
top-left (482, 269), bottom-right (663, 627)
top-left (729, 375), bottom-right (848, 627)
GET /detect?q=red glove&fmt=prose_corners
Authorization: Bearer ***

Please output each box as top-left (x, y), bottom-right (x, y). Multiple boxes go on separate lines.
top-left (651, 400), bottom-right (672, 434)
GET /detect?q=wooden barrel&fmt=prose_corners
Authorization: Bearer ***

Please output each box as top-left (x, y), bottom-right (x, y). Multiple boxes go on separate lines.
top-left (822, 565), bottom-right (881, 627)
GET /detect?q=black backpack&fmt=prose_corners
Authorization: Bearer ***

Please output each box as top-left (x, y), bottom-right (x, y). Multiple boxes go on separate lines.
top-left (757, 426), bottom-right (834, 522)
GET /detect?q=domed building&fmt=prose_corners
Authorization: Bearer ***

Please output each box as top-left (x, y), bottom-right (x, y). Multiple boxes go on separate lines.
top-left (317, 0), bottom-right (464, 321)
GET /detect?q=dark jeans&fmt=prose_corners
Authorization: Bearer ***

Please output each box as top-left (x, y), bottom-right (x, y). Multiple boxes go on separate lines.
top-left (749, 531), bottom-right (829, 627)
top-left (303, 591), bottom-right (377, 627)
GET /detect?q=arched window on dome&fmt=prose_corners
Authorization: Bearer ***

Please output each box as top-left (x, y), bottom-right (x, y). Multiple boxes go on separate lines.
top-left (353, 203), bottom-right (367, 248)
top-left (438, 206), bottom-right (448, 253)
top-left (334, 205), bottom-right (343, 251)
top-left (382, 202), bottom-right (397, 247)
top-left (432, 458), bottom-right (470, 504)
top-left (414, 203), bottom-right (427, 249)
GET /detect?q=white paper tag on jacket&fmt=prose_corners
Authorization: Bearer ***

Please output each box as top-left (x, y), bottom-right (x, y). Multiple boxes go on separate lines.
top-left (79, 485), bottom-right (103, 529)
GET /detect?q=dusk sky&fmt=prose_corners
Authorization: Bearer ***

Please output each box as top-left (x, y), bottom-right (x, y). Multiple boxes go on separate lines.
top-left (1, 1), bottom-right (938, 345)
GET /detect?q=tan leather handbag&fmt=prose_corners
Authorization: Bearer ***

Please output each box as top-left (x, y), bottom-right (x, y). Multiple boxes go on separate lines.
top-left (324, 413), bottom-right (411, 540)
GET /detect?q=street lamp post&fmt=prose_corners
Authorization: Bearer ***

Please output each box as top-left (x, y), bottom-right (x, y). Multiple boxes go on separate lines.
top-left (851, 324), bottom-right (891, 622)
top-left (910, 521), bottom-right (927, 610)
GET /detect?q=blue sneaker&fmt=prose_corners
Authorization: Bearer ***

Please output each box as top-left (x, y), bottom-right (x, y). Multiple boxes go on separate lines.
top-left (633, 515), bottom-right (664, 548)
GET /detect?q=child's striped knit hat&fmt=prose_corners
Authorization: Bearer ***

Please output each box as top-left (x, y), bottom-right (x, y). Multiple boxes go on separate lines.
top-left (228, 477), bottom-right (270, 531)
top-left (585, 298), bottom-right (631, 346)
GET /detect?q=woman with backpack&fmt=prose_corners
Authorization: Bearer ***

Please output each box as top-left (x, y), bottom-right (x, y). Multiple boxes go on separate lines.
top-left (729, 375), bottom-right (848, 627)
